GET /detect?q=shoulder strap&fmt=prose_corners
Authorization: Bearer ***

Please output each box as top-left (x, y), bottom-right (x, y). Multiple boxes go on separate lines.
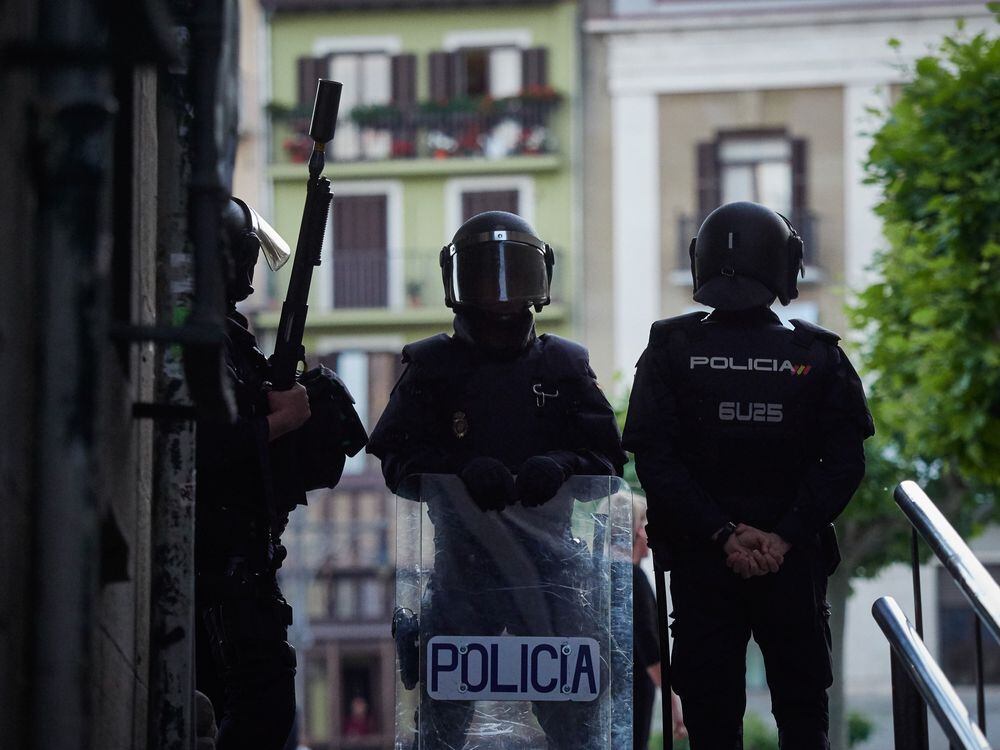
top-left (537, 334), bottom-right (592, 380)
top-left (790, 318), bottom-right (841, 349)
top-left (400, 334), bottom-right (453, 369)
top-left (648, 311), bottom-right (709, 350)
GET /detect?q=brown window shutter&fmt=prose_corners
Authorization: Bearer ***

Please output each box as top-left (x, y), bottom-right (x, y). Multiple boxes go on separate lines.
top-left (521, 47), bottom-right (549, 90)
top-left (429, 51), bottom-right (451, 102)
top-left (696, 141), bottom-right (720, 221)
top-left (332, 195), bottom-right (389, 308)
top-left (461, 190), bottom-right (520, 222)
top-left (297, 56), bottom-right (328, 107)
top-left (450, 50), bottom-right (468, 98)
top-left (391, 54), bottom-right (417, 108)
top-left (791, 137), bottom-right (810, 263)
top-left (791, 137), bottom-right (808, 220)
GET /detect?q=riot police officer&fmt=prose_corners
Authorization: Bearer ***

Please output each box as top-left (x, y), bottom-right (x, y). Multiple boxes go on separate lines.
top-left (368, 210), bottom-right (627, 749)
top-left (622, 201), bottom-right (874, 749)
top-left (195, 197), bottom-right (359, 749)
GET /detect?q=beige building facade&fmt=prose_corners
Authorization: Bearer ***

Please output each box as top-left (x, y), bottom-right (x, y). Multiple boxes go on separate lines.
top-left (581, 0), bottom-right (994, 384)
top-left (583, 2), bottom-right (998, 745)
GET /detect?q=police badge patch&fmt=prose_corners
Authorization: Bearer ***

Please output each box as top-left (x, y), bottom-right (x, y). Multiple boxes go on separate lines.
top-left (452, 411), bottom-right (469, 439)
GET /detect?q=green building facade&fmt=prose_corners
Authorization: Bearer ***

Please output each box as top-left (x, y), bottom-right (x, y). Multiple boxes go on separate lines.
top-left (262, 0), bottom-right (578, 346)
top-left (257, 3), bottom-right (579, 748)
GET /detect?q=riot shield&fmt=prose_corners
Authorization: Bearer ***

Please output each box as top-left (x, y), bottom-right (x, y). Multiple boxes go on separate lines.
top-left (393, 474), bottom-right (633, 750)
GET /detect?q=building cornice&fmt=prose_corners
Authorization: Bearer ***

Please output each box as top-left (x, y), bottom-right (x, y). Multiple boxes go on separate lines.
top-left (602, 9), bottom-right (996, 95)
top-left (263, 0), bottom-right (557, 12)
top-left (585, 2), bottom-right (990, 35)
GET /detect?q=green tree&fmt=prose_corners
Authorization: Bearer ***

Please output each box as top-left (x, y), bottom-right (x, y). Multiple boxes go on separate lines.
top-left (835, 13), bottom-right (1000, 749)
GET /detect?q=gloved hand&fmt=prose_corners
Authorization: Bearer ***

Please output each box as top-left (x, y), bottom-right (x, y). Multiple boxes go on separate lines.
top-left (460, 457), bottom-right (515, 511)
top-left (516, 455), bottom-right (570, 507)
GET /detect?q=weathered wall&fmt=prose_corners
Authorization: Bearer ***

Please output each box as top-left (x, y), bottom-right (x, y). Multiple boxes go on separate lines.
top-left (0, 2), bottom-right (40, 745)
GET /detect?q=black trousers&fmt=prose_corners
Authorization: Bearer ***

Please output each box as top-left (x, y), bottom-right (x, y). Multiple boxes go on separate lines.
top-left (195, 575), bottom-right (297, 750)
top-left (669, 547), bottom-right (832, 750)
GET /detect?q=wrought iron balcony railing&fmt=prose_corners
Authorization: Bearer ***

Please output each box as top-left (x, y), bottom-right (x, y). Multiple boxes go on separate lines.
top-left (270, 94), bottom-right (562, 164)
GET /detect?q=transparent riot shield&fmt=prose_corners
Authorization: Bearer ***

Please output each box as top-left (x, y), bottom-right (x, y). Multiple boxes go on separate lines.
top-left (394, 474), bottom-right (632, 750)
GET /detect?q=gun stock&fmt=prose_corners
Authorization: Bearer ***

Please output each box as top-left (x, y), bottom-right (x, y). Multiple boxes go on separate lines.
top-left (270, 79), bottom-right (343, 390)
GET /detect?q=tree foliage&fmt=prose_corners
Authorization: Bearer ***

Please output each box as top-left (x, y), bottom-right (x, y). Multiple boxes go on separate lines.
top-left (851, 23), bottom-right (1000, 499)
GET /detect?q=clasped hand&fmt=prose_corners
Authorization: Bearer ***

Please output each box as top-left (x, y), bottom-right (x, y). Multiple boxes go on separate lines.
top-left (723, 524), bottom-right (791, 579)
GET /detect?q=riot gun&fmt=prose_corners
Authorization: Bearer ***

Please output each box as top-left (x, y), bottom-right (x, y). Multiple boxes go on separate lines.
top-left (268, 78), bottom-right (367, 462)
top-left (269, 78), bottom-right (342, 391)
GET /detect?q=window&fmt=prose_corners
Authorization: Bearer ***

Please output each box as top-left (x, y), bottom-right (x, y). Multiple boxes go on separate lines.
top-left (445, 176), bottom-right (535, 236)
top-left (329, 52), bottom-right (392, 161)
top-left (320, 181), bottom-right (403, 311)
top-left (718, 135), bottom-right (793, 216)
top-left (461, 189), bottom-right (519, 221)
top-left (341, 653), bottom-right (384, 738)
top-left (297, 45), bottom-right (416, 162)
top-left (698, 130), bottom-right (804, 219)
top-left (682, 129), bottom-right (815, 269)
top-left (938, 564), bottom-right (1000, 683)
top-left (429, 46), bottom-right (547, 101)
top-left (331, 195), bottom-right (388, 309)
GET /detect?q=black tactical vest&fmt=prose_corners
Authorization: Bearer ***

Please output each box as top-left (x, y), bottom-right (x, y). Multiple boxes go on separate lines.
top-left (390, 332), bottom-right (620, 472)
top-left (648, 308), bottom-right (843, 526)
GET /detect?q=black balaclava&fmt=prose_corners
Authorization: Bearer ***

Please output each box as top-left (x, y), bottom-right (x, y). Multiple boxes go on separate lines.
top-left (453, 306), bottom-right (536, 358)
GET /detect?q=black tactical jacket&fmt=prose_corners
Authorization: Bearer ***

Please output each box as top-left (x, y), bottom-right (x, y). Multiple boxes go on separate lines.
top-left (368, 326), bottom-right (627, 492)
top-left (622, 307), bottom-right (874, 554)
top-left (195, 309), bottom-right (303, 570)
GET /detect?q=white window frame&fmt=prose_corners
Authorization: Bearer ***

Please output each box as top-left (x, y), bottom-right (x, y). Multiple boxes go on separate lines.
top-left (312, 35), bottom-right (402, 57)
top-left (441, 29), bottom-right (532, 52)
top-left (318, 179), bottom-right (404, 311)
top-left (444, 175), bottom-right (536, 244)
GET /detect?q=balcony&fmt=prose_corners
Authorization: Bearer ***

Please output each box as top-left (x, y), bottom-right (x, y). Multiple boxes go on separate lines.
top-left (269, 90), bottom-right (563, 165)
top-left (675, 210), bottom-right (821, 274)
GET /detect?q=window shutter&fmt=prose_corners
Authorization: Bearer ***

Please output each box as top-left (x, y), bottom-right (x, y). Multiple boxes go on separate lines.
top-left (696, 141), bottom-right (720, 221)
top-left (429, 51), bottom-right (452, 102)
top-left (391, 54), bottom-right (417, 108)
top-left (450, 50), bottom-right (468, 98)
top-left (461, 190), bottom-right (520, 222)
top-left (791, 137), bottom-right (808, 220)
top-left (297, 56), bottom-right (328, 107)
top-left (791, 137), bottom-right (809, 263)
top-left (521, 47), bottom-right (548, 90)
top-left (333, 195), bottom-right (388, 308)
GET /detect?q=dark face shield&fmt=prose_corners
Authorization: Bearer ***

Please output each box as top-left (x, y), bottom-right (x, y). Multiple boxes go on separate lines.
top-left (444, 230), bottom-right (551, 310)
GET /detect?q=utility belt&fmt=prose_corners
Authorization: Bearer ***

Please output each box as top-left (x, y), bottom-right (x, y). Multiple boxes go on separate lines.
top-left (198, 562), bottom-right (295, 673)
top-left (196, 504), bottom-right (289, 576)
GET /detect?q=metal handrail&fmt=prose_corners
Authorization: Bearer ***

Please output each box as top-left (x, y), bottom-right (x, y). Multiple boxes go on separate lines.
top-left (873, 596), bottom-right (990, 750)
top-left (896, 479), bottom-right (1000, 646)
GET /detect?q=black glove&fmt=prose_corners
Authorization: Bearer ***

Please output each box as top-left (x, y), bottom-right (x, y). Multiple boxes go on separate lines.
top-left (460, 457), bottom-right (515, 511)
top-left (516, 455), bottom-right (570, 507)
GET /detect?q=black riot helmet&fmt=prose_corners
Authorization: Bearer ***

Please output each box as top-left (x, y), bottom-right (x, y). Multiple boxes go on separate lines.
top-left (689, 201), bottom-right (804, 310)
top-left (440, 211), bottom-right (555, 313)
top-left (221, 197), bottom-right (291, 303)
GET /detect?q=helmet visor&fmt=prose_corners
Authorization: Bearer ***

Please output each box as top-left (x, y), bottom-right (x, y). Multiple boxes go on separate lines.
top-left (448, 237), bottom-right (549, 308)
top-left (246, 205), bottom-right (292, 272)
